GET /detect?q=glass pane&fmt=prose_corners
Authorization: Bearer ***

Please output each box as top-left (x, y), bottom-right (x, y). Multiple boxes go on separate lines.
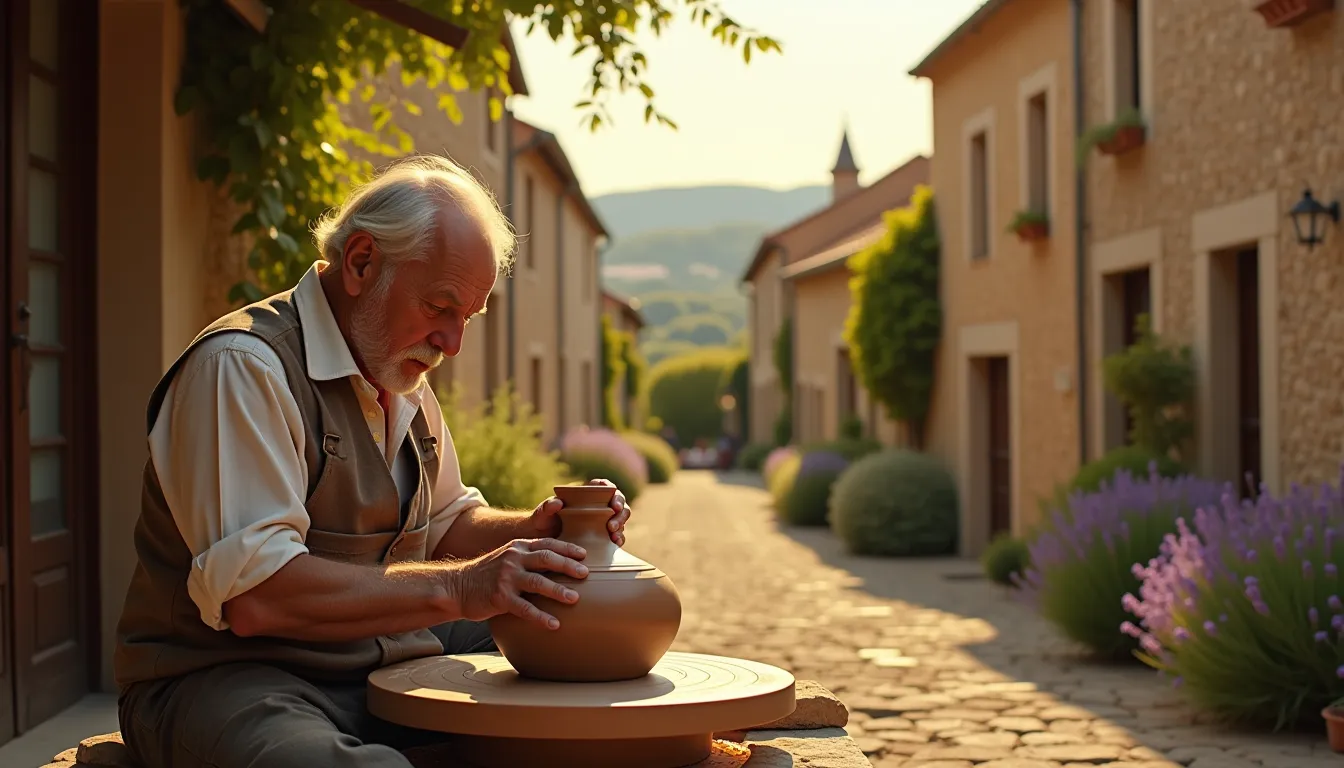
top-left (29, 75), bottom-right (59, 162)
top-left (31, 449), bottom-right (65, 536)
top-left (30, 0), bottom-right (60, 72)
top-left (29, 262), bottom-right (61, 347)
top-left (28, 168), bottom-right (59, 252)
top-left (29, 356), bottom-right (62, 441)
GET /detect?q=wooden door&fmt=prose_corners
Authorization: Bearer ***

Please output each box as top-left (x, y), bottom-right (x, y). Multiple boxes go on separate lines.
top-left (986, 357), bottom-right (1012, 537)
top-left (5, 0), bottom-right (98, 736)
top-left (0, 0), bottom-right (16, 745)
top-left (1236, 247), bottom-right (1261, 492)
top-left (1119, 267), bottom-right (1152, 444)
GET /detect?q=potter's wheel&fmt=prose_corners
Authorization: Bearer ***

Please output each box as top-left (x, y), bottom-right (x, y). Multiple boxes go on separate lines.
top-left (367, 651), bottom-right (796, 768)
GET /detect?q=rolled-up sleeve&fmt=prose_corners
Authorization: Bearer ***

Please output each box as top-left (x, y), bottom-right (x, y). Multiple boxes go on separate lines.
top-left (148, 332), bottom-right (313, 632)
top-left (420, 389), bottom-right (487, 558)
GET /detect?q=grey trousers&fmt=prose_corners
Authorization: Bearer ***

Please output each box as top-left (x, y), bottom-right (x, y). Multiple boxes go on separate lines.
top-left (118, 621), bottom-right (496, 768)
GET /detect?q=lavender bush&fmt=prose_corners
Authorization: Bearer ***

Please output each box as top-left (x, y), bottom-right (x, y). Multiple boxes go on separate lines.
top-left (559, 427), bottom-right (649, 503)
top-left (780, 450), bottom-right (851, 526)
top-left (1017, 465), bottom-right (1225, 658)
top-left (1124, 470), bottom-right (1344, 728)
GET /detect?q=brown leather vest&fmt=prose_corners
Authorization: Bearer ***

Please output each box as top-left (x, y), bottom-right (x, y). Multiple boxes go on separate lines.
top-left (113, 289), bottom-right (445, 689)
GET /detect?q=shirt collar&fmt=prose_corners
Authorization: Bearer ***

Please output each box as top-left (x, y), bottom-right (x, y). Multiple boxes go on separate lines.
top-left (290, 261), bottom-right (425, 409)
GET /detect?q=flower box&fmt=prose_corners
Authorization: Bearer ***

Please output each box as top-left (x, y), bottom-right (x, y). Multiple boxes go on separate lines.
top-left (1253, 0), bottom-right (1334, 28)
top-left (1096, 124), bottom-right (1146, 156)
top-left (1007, 211), bottom-right (1050, 244)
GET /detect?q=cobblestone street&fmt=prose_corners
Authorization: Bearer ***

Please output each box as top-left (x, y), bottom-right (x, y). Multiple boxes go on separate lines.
top-left (629, 471), bottom-right (1331, 768)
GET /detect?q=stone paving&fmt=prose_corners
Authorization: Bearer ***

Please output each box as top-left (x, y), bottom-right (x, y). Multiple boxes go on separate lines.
top-left (630, 471), bottom-right (1333, 768)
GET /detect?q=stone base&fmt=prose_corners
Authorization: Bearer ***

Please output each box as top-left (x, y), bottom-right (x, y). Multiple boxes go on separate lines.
top-left (46, 681), bottom-right (867, 768)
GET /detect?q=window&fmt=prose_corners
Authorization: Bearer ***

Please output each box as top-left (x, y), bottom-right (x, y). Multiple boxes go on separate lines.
top-left (1026, 92), bottom-right (1049, 215)
top-left (583, 244), bottom-right (596, 302)
top-left (581, 361), bottom-right (593, 425)
top-left (524, 175), bottom-right (535, 270)
top-left (1114, 0), bottom-right (1141, 115)
top-left (531, 356), bottom-right (542, 413)
top-left (969, 130), bottom-right (989, 260)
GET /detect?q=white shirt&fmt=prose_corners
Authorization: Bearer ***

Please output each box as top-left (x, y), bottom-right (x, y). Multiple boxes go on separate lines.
top-left (149, 262), bottom-right (487, 632)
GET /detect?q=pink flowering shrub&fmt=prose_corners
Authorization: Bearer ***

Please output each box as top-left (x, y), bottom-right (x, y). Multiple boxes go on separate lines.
top-left (1123, 469), bottom-right (1344, 728)
top-left (559, 427), bottom-right (649, 503)
top-left (762, 446), bottom-right (799, 486)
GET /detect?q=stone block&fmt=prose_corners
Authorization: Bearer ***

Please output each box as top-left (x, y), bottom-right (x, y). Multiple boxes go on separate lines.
top-left (744, 727), bottom-right (872, 767)
top-left (751, 679), bottom-right (849, 730)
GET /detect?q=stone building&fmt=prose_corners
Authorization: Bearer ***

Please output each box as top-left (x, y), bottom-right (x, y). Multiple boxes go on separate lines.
top-left (741, 131), bottom-right (929, 448)
top-left (1080, 0), bottom-right (1344, 493)
top-left (0, 0), bottom-right (597, 745)
top-left (602, 289), bottom-right (647, 428)
top-left (910, 0), bottom-right (1081, 555)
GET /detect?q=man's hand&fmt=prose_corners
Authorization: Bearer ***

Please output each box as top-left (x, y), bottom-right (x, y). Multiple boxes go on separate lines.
top-left (447, 538), bottom-right (590, 630)
top-left (529, 478), bottom-right (632, 547)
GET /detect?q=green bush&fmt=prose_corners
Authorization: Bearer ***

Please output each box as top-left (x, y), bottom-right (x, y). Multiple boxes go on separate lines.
top-left (781, 451), bottom-right (851, 527)
top-left (599, 313), bottom-right (628, 431)
top-left (1102, 314), bottom-right (1195, 461)
top-left (803, 437), bottom-right (883, 462)
top-left (843, 185), bottom-right (941, 448)
top-left (981, 534), bottom-right (1030, 587)
top-left (735, 442), bottom-right (772, 471)
top-left (437, 382), bottom-right (567, 510)
top-left (768, 452), bottom-right (802, 511)
top-left (619, 430), bottom-right (679, 484)
top-left (718, 352), bottom-right (750, 440)
top-left (644, 347), bottom-right (741, 444)
top-left (840, 414), bottom-right (864, 440)
top-left (829, 449), bottom-right (959, 557)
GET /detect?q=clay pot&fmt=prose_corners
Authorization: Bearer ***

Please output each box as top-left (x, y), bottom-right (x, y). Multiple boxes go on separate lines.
top-left (1097, 124), bottom-right (1145, 156)
top-left (489, 484), bottom-right (682, 682)
top-left (1324, 705), bottom-right (1344, 752)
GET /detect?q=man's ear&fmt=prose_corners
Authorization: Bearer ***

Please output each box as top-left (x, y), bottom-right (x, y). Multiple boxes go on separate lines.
top-left (341, 232), bottom-right (380, 297)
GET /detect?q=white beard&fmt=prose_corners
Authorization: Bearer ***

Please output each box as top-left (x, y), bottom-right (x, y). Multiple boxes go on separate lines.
top-left (348, 268), bottom-right (444, 395)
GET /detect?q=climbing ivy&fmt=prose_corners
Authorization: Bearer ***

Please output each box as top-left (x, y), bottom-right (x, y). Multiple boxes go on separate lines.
top-left (599, 313), bottom-right (628, 430)
top-left (176, 0), bottom-right (780, 301)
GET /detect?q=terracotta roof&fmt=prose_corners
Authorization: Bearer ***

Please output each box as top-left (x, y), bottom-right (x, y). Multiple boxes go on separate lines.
top-left (739, 153), bottom-right (929, 284)
top-left (908, 0), bottom-right (1018, 78)
top-left (781, 222), bottom-right (886, 282)
top-left (601, 289), bottom-right (645, 329)
top-left (511, 117), bottom-right (608, 238)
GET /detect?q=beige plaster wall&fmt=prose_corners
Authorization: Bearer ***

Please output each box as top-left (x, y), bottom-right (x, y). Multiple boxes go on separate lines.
top-left (791, 267), bottom-right (895, 444)
top-left (560, 195), bottom-right (601, 432)
top-left (510, 155), bottom-right (562, 443)
top-left (921, 0), bottom-right (1080, 551)
top-left (1082, 0), bottom-right (1344, 489)
top-left (747, 251), bottom-right (784, 445)
top-left (96, 0), bottom-right (214, 691)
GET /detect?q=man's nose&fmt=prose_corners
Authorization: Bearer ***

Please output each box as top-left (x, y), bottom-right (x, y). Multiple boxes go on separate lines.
top-left (430, 327), bottom-right (463, 357)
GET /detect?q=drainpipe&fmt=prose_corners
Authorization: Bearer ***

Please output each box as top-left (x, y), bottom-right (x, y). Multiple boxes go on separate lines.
top-left (1072, 0), bottom-right (1090, 465)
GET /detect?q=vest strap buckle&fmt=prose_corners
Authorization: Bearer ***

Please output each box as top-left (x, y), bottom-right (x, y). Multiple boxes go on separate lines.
top-left (420, 436), bottom-right (439, 460)
top-left (323, 433), bottom-right (344, 458)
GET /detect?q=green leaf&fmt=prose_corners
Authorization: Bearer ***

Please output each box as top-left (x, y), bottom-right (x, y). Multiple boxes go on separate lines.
top-left (173, 86), bottom-right (198, 116)
top-left (275, 231), bottom-right (300, 253)
top-left (231, 211), bottom-right (261, 235)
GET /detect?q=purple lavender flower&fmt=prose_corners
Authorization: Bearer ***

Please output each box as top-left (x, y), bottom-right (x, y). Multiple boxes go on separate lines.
top-left (796, 449), bottom-right (850, 479)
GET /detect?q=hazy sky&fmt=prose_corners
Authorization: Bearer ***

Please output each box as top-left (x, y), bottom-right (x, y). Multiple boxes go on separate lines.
top-left (506, 0), bottom-right (984, 197)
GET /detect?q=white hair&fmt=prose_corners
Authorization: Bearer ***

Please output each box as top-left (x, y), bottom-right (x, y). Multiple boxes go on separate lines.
top-left (311, 154), bottom-right (517, 276)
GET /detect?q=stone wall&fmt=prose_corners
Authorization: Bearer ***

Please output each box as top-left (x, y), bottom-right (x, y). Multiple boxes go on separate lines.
top-left (1083, 0), bottom-right (1344, 487)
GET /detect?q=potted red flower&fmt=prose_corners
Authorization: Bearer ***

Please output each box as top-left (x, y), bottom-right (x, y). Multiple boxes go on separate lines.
top-left (1077, 108), bottom-right (1147, 164)
top-left (1324, 697), bottom-right (1344, 752)
top-left (1007, 210), bottom-right (1049, 243)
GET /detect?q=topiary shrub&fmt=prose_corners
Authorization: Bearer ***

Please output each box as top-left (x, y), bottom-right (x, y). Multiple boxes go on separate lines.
top-left (1017, 466), bottom-right (1223, 660)
top-left (780, 451), bottom-right (850, 527)
top-left (735, 442), bottom-right (772, 472)
top-left (1123, 468), bottom-right (1344, 728)
top-left (829, 449), bottom-right (959, 557)
top-left (619, 430), bottom-right (678, 484)
top-left (437, 382), bottom-right (568, 510)
top-left (768, 452), bottom-right (802, 512)
top-left (982, 533), bottom-right (1030, 587)
top-left (644, 347), bottom-right (741, 445)
top-left (803, 437), bottom-right (883, 463)
top-left (558, 427), bottom-right (649, 503)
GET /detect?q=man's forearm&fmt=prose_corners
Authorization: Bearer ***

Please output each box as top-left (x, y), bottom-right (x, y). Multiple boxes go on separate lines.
top-left (434, 506), bottom-right (550, 561)
top-left (222, 553), bottom-right (461, 642)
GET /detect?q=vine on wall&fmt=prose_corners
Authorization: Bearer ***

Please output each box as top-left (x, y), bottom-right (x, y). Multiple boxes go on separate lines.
top-left (176, 0), bottom-right (779, 302)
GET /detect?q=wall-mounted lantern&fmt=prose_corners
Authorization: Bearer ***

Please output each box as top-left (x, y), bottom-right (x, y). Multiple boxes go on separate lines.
top-left (1289, 188), bottom-right (1340, 250)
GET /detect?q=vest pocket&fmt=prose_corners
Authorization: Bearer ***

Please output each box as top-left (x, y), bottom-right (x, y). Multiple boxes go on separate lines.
top-left (304, 528), bottom-right (399, 565)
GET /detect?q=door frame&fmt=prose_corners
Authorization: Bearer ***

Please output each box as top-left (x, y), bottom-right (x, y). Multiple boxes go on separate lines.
top-left (957, 321), bottom-right (1020, 558)
top-left (3, 0), bottom-right (101, 738)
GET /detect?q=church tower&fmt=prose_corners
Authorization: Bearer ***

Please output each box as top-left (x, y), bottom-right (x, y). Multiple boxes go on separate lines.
top-left (831, 127), bottom-right (861, 203)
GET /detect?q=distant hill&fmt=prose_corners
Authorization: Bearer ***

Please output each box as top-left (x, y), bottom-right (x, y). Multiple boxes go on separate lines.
top-left (592, 182), bottom-right (833, 372)
top-left (591, 183), bottom-right (829, 240)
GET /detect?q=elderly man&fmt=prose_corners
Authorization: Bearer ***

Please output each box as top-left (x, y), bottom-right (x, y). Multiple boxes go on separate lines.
top-left (112, 155), bottom-right (630, 768)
